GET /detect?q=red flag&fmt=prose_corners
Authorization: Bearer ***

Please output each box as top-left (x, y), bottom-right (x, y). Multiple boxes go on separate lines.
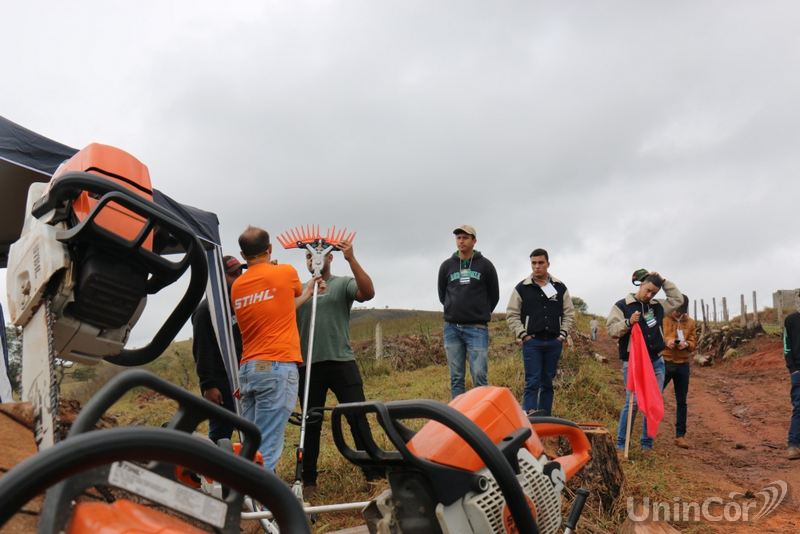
top-left (627, 323), bottom-right (664, 438)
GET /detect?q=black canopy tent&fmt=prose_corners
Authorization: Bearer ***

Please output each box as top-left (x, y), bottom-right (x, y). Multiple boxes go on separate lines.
top-left (0, 115), bottom-right (223, 264)
top-left (0, 115), bottom-right (240, 405)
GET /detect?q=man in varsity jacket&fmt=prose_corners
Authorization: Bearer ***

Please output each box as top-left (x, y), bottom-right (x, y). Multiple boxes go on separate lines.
top-left (506, 248), bottom-right (575, 416)
top-left (606, 271), bottom-right (683, 455)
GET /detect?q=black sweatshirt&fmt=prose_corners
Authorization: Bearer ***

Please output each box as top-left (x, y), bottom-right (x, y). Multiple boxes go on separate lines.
top-left (437, 251), bottom-right (499, 325)
top-left (783, 312), bottom-right (800, 374)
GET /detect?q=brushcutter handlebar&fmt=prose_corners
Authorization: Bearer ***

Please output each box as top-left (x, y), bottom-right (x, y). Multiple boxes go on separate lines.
top-left (305, 243), bottom-right (333, 276)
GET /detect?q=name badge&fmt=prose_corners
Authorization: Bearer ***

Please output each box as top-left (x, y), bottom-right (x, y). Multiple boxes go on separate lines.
top-left (542, 282), bottom-right (558, 299)
top-left (677, 328), bottom-right (685, 342)
top-left (460, 269), bottom-right (471, 285)
top-left (644, 309), bottom-right (657, 329)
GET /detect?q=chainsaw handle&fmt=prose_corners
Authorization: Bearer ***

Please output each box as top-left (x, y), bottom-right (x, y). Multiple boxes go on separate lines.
top-left (33, 172), bottom-right (208, 367)
top-left (0, 428), bottom-right (309, 534)
top-left (529, 418), bottom-right (592, 480)
top-left (68, 370), bottom-right (261, 460)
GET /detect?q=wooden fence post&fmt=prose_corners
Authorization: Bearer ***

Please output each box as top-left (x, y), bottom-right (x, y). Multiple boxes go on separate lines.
top-left (694, 300), bottom-right (697, 321)
top-left (752, 291), bottom-right (759, 326)
top-left (722, 297), bottom-right (729, 324)
top-left (740, 295), bottom-right (747, 327)
top-left (375, 322), bottom-right (383, 359)
top-left (712, 298), bottom-right (717, 323)
top-left (701, 299), bottom-right (707, 329)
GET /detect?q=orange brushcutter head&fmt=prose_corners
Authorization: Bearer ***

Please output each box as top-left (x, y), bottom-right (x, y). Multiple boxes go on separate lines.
top-left (276, 224), bottom-right (356, 250)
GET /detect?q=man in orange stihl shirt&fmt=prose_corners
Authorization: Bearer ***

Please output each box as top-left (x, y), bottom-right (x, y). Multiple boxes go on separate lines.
top-left (231, 226), bottom-right (321, 472)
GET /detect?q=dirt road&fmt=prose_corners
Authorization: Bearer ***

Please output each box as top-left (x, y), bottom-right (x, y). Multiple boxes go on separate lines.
top-left (595, 331), bottom-right (799, 533)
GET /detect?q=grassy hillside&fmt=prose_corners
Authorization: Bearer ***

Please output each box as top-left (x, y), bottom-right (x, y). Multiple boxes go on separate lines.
top-left (57, 311), bottom-right (651, 533)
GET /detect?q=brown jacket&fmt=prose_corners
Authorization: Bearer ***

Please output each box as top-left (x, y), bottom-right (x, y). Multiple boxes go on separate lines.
top-left (661, 313), bottom-right (697, 363)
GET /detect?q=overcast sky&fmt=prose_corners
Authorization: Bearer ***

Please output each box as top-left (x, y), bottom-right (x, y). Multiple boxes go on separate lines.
top-left (2, 1), bottom-right (800, 346)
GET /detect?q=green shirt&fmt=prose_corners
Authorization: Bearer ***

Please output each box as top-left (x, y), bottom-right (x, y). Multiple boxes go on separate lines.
top-left (296, 275), bottom-right (357, 364)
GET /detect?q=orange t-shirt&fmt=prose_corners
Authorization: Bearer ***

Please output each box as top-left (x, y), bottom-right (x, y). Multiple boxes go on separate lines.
top-left (231, 262), bottom-right (303, 365)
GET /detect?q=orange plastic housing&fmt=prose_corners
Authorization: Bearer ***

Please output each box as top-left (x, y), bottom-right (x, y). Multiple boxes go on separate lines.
top-left (53, 143), bottom-right (153, 249)
top-left (407, 387), bottom-right (591, 481)
top-left (407, 387), bottom-right (545, 473)
top-left (66, 500), bottom-right (207, 534)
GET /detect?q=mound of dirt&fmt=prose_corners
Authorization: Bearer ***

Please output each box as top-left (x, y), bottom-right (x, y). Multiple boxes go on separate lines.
top-left (731, 339), bottom-right (786, 370)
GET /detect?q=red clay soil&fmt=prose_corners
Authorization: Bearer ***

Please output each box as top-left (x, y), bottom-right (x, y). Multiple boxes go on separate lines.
top-left (595, 329), bottom-right (799, 533)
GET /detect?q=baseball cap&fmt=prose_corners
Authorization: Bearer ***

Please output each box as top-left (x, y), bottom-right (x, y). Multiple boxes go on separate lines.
top-left (453, 224), bottom-right (477, 237)
top-left (631, 268), bottom-right (649, 286)
top-left (223, 255), bottom-right (245, 274)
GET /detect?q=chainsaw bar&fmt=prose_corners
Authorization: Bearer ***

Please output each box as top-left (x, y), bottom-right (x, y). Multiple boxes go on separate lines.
top-left (19, 296), bottom-right (60, 449)
top-left (276, 225), bottom-right (355, 250)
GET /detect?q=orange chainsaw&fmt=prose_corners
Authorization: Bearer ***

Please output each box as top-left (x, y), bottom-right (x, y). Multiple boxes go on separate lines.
top-left (6, 143), bottom-right (208, 449)
top-left (332, 386), bottom-right (592, 534)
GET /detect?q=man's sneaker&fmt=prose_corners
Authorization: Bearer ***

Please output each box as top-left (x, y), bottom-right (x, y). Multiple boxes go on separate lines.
top-left (640, 448), bottom-right (652, 456)
top-left (789, 446), bottom-right (800, 461)
top-left (616, 448), bottom-right (627, 462)
top-left (674, 437), bottom-right (690, 449)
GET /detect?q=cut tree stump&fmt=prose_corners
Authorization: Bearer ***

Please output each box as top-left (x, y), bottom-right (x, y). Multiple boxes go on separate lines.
top-left (541, 425), bottom-right (625, 514)
top-left (0, 402), bottom-right (41, 534)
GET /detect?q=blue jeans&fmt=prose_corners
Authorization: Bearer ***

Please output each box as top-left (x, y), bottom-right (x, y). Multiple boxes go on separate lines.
top-left (790, 371), bottom-right (800, 448)
top-left (591, 328), bottom-right (598, 341)
top-left (663, 360), bottom-right (690, 438)
top-left (617, 357), bottom-right (665, 450)
top-left (443, 322), bottom-right (489, 398)
top-left (239, 360), bottom-right (299, 472)
top-left (521, 337), bottom-right (563, 415)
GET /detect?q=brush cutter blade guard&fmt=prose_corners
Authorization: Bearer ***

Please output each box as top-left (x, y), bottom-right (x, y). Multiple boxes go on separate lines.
top-left (276, 224), bottom-right (356, 250)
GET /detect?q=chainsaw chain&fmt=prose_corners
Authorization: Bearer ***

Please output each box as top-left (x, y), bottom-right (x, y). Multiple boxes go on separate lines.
top-left (45, 296), bottom-right (60, 443)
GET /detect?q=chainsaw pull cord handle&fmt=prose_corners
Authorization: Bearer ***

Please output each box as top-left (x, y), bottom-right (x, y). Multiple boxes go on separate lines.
top-left (564, 488), bottom-right (590, 534)
top-left (295, 243), bottom-right (333, 488)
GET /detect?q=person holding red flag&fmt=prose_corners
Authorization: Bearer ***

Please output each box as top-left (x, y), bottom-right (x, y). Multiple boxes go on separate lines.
top-left (606, 270), bottom-right (683, 459)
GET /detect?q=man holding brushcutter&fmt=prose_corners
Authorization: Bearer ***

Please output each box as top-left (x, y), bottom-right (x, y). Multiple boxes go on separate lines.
top-left (606, 269), bottom-right (682, 457)
top-left (232, 226), bottom-right (322, 472)
top-left (295, 239), bottom-right (383, 500)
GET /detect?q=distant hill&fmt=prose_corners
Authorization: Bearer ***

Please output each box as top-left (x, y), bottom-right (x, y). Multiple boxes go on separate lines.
top-left (350, 308), bottom-right (441, 324)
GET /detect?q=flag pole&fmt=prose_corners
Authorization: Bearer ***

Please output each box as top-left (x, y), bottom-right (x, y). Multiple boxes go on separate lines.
top-left (624, 391), bottom-right (635, 459)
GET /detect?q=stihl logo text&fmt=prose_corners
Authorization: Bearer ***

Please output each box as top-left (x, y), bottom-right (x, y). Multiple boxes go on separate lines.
top-left (234, 289), bottom-right (275, 309)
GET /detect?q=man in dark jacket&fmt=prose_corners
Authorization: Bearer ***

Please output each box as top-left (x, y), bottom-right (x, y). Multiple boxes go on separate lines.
top-left (506, 248), bottom-right (575, 415)
top-left (606, 270), bottom-right (682, 454)
top-left (782, 296), bottom-right (800, 460)
top-left (438, 225), bottom-right (499, 398)
top-left (191, 255), bottom-right (244, 443)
